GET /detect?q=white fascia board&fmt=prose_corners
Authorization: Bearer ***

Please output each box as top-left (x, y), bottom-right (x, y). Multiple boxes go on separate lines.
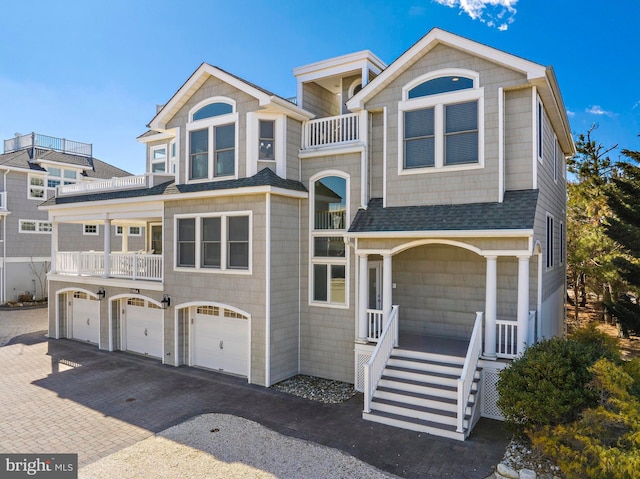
top-left (32, 159), bottom-right (85, 172)
top-left (150, 63), bottom-right (273, 130)
top-left (267, 96), bottom-right (315, 121)
top-left (137, 130), bottom-right (177, 144)
top-left (347, 28), bottom-right (546, 111)
top-left (299, 144), bottom-right (365, 159)
top-left (293, 50), bottom-right (387, 79)
top-left (346, 229), bottom-right (534, 239)
top-left (48, 273), bottom-right (165, 292)
top-left (0, 165), bottom-right (41, 175)
top-left (544, 68), bottom-right (576, 155)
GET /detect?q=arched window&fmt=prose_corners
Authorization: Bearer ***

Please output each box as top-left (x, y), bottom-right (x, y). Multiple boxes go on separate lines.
top-left (192, 102), bottom-right (233, 121)
top-left (399, 70), bottom-right (483, 171)
top-left (311, 174), bottom-right (348, 306)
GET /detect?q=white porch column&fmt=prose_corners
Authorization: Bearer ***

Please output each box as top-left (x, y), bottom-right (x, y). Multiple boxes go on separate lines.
top-left (357, 253), bottom-right (369, 341)
top-left (517, 255), bottom-right (531, 355)
top-left (382, 253), bottom-right (392, 318)
top-left (50, 221), bottom-right (58, 274)
top-left (122, 226), bottom-right (129, 253)
top-left (483, 255), bottom-right (497, 359)
top-left (103, 218), bottom-right (112, 278)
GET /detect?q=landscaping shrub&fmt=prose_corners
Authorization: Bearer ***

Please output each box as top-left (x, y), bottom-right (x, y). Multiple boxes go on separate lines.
top-left (496, 336), bottom-right (601, 430)
top-left (569, 322), bottom-right (621, 362)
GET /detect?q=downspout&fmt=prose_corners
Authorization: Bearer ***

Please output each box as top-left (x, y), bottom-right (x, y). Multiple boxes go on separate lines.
top-left (265, 192), bottom-right (271, 386)
top-left (2, 169), bottom-right (8, 304)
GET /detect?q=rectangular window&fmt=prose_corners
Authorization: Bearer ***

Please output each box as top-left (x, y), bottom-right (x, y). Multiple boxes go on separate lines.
top-left (546, 214), bottom-right (554, 269)
top-left (215, 124), bottom-right (235, 177)
top-left (559, 222), bottom-right (565, 265)
top-left (201, 217), bottom-right (221, 268)
top-left (28, 175), bottom-right (45, 200)
top-left (19, 220), bottom-right (52, 234)
top-left (444, 101), bottom-right (478, 165)
top-left (553, 139), bottom-right (558, 182)
top-left (313, 236), bottom-right (346, 257)
top-left (312, 263), bottom-right (346, 304)
top-left (84, 224), bottom-right (98, 235)
top-left (537, 101), bottom-right (544, 162)
top-left (190, 129), bottom-right (209, 179)
top-left (259, 120), bottom-right (275, 161)
top-left (176, 213), bottom-right (250, 272)
top-left (227, 216), bottom-right (249, 269)
top-left (115, 226), bottom-right (142, 236)
top-left (404, 108), bottom-right (435, 168)
top-left (177, 218), bottom-right (196, 267)
top-left (46, 167), bottom-right (78, 189)
top-left (151, 145), bottom-right (167, 173)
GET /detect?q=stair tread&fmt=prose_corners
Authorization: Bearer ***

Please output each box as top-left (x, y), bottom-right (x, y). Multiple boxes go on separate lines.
top-left (380, 374), bottom-right (479, 392)
top-left (375, 386), bottom-right (476, 406)
top-left (372, 397), bottom-right (472, 420)
top-left (394, 348), bottom-right (466, 361)
top-left (365, 409), bottom-right (462, 434)
top-left (385, 365), bottom-right (459, 379)
top-left (389, 355), bottom-right (464, 369)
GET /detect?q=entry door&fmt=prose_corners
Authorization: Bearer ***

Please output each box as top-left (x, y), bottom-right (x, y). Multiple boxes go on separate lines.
top-left (368, 261), bottom-right (382, 310)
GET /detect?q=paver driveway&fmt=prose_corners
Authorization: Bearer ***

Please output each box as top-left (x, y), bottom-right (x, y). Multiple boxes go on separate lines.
top-left (0, 308), bottom-right (509, 478)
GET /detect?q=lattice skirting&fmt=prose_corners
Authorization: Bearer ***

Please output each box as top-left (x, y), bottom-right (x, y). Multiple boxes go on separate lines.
top-left (481, 369), bottom-right (504, 420)
top-left (354, 350), bottom-right (372, 392)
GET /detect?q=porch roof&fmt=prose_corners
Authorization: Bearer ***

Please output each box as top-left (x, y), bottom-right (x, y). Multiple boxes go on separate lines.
top-left (40, 168), bottom-right (307, 207)
top-left (348, 190), bottom-right (539, 233)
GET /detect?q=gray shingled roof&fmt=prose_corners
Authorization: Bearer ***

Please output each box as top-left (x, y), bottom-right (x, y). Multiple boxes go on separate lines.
top-left (0, 148), bottom-right (131, 178)
top-left (41, 167), bottom-right (307, 207)
top-left (348, 190), bottom-right (539, 233)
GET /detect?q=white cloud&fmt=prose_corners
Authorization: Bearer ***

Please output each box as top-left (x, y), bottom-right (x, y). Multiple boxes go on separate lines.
top-left (434, 0), bottom-right (518, 30)
top-left (586, 105), bottom-right (615, 117)
top-left (566, 110), bottom-right (576, 118)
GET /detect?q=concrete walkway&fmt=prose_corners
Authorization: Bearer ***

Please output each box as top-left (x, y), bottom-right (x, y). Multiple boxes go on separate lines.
top-left (0, 309), bottom-right (509, 478)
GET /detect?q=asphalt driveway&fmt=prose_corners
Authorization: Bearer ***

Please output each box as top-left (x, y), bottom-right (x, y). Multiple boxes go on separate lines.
top-left (0, 308), bottom-right (509, 478)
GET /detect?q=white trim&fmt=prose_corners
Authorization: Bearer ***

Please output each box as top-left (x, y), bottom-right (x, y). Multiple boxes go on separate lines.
top-left (188, 97), bottom-right (236, 122)
top-left (553, 134), bottom-right (559, 184)
top-left (27, 173), bottom-right (46, 201)
top-left (537, 95), bottom-right (544, 164)
top-left (54, 287), bottom-right (100, 343)
top-left (545, 212), bottom-right (555, 271)
top-left (115, 225), bottom-right (143, 236)
top-left (150, 144), bottom-right (168, 174)
top-left (174, 210), bottom-right (252, 274)
top-left (33, 159), bottom-right (85, 173)
top-left (265, 193), bottom-right (271, 386)
top-left (19, 219), bottom-right (52, 234)
top-left (348, 78), bottom-right (363, 99)
top-left (559, 221), bottom-right (565, 266)
top-left (398, 85), bottom-right (484, 174)
top-left (137, 130), bottom-right (176, 143)
top-left (347, 228), bottom-right (533, 239)
top-left (47, 273), bottom-right (164, 291)
top-left (298, 144), bottom-right (365, 159)
top-left (383, 106), bottom-right (387, 208)
top-left (531, 87), bottom-right (538, 190)
top-left (401, 68), bottom-right (479, 101)
top-left (498, 87), bottom-right (504, 203)
top-left (2, 256), bottom-right (50, 263)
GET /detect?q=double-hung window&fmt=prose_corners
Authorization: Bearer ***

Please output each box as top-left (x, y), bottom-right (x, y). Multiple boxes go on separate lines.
top-left (28, 175), bottom-right (45, 200)
top-left (546, 214), bottom-right (555, 270)
top-left (187, 99), bottom-right (237, 181)
top-left (399, 71), bottom-right (483, 172)
top-left (310, 175), bottom-right (348, 307)
top-left (176, 213), bottom-right (250, 272)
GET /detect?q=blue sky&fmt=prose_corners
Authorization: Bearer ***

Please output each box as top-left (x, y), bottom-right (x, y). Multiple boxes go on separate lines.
top-left (1, 0), bottom-right (638, 174)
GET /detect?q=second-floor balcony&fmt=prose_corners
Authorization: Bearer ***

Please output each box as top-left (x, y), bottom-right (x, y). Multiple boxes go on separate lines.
top-left (301, 112), bottom-right (366, 150)
top-left (56, 251), bottom-right (163, 282)
top-left (57, 172), bottom-right (175, 197)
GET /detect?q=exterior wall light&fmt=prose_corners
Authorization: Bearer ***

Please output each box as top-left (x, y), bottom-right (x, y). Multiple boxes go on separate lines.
top-left (97, 288), bottom-right (106, 300)
top-left (161, 294), bottom-right (171, 309)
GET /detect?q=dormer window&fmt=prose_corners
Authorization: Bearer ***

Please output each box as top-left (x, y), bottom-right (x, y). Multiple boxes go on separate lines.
top-left (398, 70), bottom-right (484, 173)
top-left (150, 145), bottom-right (167, 173)
top-left (187, 98), bottom-right (238, 181)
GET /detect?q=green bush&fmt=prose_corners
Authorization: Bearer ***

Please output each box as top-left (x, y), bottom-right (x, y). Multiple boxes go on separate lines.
top-left (569, 322), bottom-right (621, 362)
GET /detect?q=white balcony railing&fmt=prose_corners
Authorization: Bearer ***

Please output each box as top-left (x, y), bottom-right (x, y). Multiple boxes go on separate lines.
top-left (367, 309), bottom-right (384, 341)
top-left (302, 112), bottom-right (362, 149)
top-left (56, 251), bottom-right (162, 282)
top-left (57, 173), bottom-right (175, 197)
top-left (0, 191), bottom-right (6, 210)
top-left (496, 319), bottom-right (518, 359)
top-left (363, 305), bottom-right (399, 413)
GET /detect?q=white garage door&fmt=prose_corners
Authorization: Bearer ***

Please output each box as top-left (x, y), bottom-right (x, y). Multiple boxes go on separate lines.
top-left (72, 293), bottom-right (100, 344)
top-left (124, 298), bottom-right (163, 359)
top-left (193, 305), bottom-right (249, 376)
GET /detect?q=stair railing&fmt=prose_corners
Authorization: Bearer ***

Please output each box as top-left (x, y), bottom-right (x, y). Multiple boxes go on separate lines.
top-left (363, 305), bottom-right (399, 413)
top-left (456, 311), bottom-right (483, 433)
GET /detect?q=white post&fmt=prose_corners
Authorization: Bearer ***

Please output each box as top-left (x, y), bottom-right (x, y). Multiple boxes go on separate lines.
top-left (122, 226), bottom-right (129, 253)
top-left (484, 255), bottom-right (497, 359)
top-left (103, 219), bottom-right (111, 278)
top-left (382, 253), bottom-right (395, 345)
top-left (358, 253), bottom-right (368, 341)
top-left (517, 255), bottom-right (530, 355)
top-left (50, 221), bottom-right (58, 274)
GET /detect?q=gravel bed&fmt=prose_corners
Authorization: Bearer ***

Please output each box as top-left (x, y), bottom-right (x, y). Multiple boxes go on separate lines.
top-left (500, 437), bottom-right (563, 478)
top-left (79, 414), bottom-right (396, 479)
top-left (271, 375), bottom-right (356, 404)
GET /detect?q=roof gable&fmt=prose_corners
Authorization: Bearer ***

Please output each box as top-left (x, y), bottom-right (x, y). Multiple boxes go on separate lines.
top-left (149, 63), bottom-right (312, 129)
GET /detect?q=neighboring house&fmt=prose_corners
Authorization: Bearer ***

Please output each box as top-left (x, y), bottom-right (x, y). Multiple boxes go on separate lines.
top-left (41, 29), bottom-right (574, 440)
top-left (0, 132), bottom-right (142, 302)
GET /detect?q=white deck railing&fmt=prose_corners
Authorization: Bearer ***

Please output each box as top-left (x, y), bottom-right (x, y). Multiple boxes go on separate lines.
top-left (314, 210), bottom-right (346, 230)
top-left (496, 319), bottom-right (518, 359)
top-left (302, 112), bottom-right (361, 149)
top-left (456, 312), bottom-right (483, 433)
top-left (367, 309), bottom-right (384, 340)
top-left (56, 251), bottom-right (162, 281)
top-left (363, 305), bottom-right (399, 413)
top-left (57, 173), bottom-right (174, 197)
top-left (0, 191), bottom-right (6, 210)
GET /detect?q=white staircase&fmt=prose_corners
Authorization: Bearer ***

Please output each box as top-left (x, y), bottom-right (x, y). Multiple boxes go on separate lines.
top-left (363, 347), bottom-right (481, 441)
